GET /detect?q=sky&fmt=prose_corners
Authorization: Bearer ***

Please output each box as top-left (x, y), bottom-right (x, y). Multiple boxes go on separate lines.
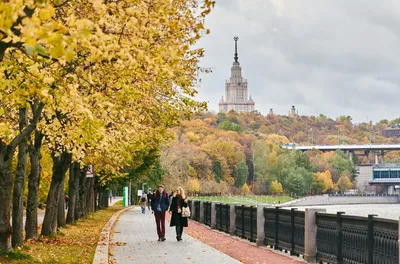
top-left (195, 0), bottom-right (400, 123)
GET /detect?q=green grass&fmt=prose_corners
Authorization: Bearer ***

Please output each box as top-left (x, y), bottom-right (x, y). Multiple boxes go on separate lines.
top-left (0, 250), bottom-right (32, 261)
top-left (190, 195), bottom-right (294, 205)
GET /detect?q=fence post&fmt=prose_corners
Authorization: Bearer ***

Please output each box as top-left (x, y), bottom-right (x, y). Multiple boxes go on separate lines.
top-left (398, 217), bottom-right (400, 264)
top-left (274, 207), bottom-right (279, 249)
top-left (304, 208), bottom-right (326, 263)
top-left (220, 203), bottom-right (223, 231)
top-left (230, 203), bottom-right (237, 236)
top-left (337, 212), bottom-right (345, 264)
top-left (250, 206), bottom-right (254, 241)
top-left (256, 205), bottom-right (266, 246)
top-left (211, 202), bottom-right (217, 229)
top-left (189, 200), bottom-right (196, 220)
top-left (242, 205), bottom-right (245, 238)
top-left (367, 214), bottom-right (377, 264)
top-left (199, 201), bottom-right (204, 224)
top-left (290, 208), bottom-right (297, 256)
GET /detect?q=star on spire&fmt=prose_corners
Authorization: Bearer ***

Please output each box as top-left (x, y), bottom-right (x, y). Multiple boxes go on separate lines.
top-left (234, 36), bottom-right (239, 62)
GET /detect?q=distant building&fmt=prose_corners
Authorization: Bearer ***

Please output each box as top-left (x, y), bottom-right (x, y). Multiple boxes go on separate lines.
top-left (384, 125), bottom-right (400, 138)
top-left (289, 105), bottom-right (298, 117)
top-left (356, 163), bottom-right (400, 194)
top-left (219, 37), bottom-right (255, 113)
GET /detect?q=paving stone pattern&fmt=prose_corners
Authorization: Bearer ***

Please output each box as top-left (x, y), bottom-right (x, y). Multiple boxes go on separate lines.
top-left (111, 207), bottom-right (241, 264)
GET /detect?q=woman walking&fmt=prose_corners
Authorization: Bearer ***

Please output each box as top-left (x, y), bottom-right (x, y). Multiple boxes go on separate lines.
top-left (169, 187), bottom-right (188, 241)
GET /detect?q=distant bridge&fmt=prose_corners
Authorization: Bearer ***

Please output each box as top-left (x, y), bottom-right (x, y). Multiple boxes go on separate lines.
top-left (282, 144), bottom-right (400, 164)
top-left (283, 144), bottom-right (400, 152)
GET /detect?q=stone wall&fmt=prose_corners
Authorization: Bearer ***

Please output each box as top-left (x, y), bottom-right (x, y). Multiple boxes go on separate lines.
top-left (279, 194), bottom-right (400, 207)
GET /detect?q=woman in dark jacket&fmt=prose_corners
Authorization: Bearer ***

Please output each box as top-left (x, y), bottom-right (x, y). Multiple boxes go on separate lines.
top-left (169, 187), bottom-right (188, 241)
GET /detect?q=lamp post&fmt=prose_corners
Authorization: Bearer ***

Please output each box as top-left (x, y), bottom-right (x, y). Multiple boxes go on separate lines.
top-left (142, 182), bottom-right (147, 195)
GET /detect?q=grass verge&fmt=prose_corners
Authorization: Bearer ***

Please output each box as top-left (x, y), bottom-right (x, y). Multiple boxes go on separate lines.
top-left (0, 205), bottom-right (123, 264)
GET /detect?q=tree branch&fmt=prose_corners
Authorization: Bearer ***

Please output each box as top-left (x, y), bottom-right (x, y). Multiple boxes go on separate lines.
top-left (9, 102), bottom-right (45, 150)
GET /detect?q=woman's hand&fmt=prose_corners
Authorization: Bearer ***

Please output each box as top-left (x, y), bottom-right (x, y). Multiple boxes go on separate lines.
top-left (184, 199), bottom-right (188, 203)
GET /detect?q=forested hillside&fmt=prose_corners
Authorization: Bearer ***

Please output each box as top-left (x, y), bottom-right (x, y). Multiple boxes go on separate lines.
top-left (158, 111), bottom-right (400, 196)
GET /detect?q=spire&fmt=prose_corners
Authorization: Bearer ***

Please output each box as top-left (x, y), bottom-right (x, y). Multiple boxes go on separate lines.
top-left (234, 36), bottom-right (239, 62)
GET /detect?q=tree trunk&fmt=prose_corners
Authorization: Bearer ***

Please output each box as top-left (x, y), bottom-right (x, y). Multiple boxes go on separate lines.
top-left (77, 167), bottom-right (87, 219)
top-left (41, 151), bottom-right (72, 236)
top-left (0, 154), bottom-right (13, 251)
top-left (25, 131), bottom-right (44, 240)
top-left (12, 108), bottom-right (28, 248)
top-left (57, 182), bottom-right (66, 228)
top-left (0, 102), bottom-right (43, 251)
top-left (85, 177), bottom-right (93, 214)
top-left (67, 162), bottom-right (80, 224)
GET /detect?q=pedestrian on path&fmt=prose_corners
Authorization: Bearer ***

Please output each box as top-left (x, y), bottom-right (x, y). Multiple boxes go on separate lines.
top-left (168, 191), bottom-right (175, 206)
top-left (140, 194), bottom-right (147, 214)
top-left (147, 191), bottom-right (153, 210)
top-left (64, 194), bottom-right (69, 210)
top-left (151, 184), bottom-right (169, 241)
top-left (169, 187), bottom-right (188, 241)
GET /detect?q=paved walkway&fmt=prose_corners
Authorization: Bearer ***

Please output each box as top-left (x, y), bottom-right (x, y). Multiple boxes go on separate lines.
top-left (110, 207), bottom-right (241, 264)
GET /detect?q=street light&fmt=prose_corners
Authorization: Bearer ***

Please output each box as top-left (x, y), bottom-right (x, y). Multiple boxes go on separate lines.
top-left (142, 182), bottom-right (147, 194)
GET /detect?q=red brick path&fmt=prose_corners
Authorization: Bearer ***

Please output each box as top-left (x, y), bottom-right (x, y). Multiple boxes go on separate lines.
top-left (167, 214), bottom-right (304, 264)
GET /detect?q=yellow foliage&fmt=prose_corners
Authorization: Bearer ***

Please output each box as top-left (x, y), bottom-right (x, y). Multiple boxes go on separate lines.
top-left (242, 183), bottom-right (251, 194)
top-left (270, 180), bottom-right (283, 194)
top-left (337, 173), bottom-right (353, 191)
top-left (187, 178), bottom-right (201, 194)
top-left (313, 170), bottom-right (333, 193)
top-left (266, 134), bottom-right (290, 145)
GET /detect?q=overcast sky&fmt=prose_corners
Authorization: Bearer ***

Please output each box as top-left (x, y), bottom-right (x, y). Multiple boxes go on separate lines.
top-left (195, 0), bottom-right (400, 123)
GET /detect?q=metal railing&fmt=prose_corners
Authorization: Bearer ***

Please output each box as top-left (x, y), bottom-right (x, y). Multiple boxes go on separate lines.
top-left (216, 203), bottom-right (230, 233)
top-left (188, 200), bottom-right (193, 219)
top-left (193, 201), bottom-right (200, 222)
top-left (204, 201), bottom-right (211, 226)
top-left (316, 212), bottom-right (399, 264)
top-left (263, 207), bottom-right (305, 256)
top-left (235, 205), bottom-right (257, 242)
top-left (189, 200), bottom-right (399, 264)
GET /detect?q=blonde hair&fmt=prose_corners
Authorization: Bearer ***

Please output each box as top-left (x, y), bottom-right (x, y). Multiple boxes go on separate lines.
top-left (177, 187), bottom-right (186, 199)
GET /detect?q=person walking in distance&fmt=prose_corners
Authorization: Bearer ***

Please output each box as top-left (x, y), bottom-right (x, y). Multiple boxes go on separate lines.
top-left (169, 187), bottom-right (188, 241)
top-left (140, 194), bottom-right (147, 214)
top-left (147, 190), bottom-right (153, 210)
top-left (151, 185), bottom-right (169, 241)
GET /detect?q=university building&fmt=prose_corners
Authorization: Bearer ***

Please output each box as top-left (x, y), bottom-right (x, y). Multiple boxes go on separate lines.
top-left (219, 37), bottom-right (255, 113)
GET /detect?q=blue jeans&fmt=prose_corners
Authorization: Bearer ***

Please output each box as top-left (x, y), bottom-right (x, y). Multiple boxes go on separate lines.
top-left (141, 207), bottom-right (146, 214)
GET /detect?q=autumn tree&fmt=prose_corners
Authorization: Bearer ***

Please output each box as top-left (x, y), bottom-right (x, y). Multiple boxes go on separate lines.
top-left (313, 170), bottom-right (334, 194)
top-left (0, 0), bottom-right (215, 249)
top-left (336, 172), bottom-right (353, 192)
top-left (270, 180), bottom-right (283, 195)
top-left (234, 160), bottom-right (248, 188)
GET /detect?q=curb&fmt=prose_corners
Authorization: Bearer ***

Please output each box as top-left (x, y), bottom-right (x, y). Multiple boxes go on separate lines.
top-left (92, 206), bottom-right (133, 264)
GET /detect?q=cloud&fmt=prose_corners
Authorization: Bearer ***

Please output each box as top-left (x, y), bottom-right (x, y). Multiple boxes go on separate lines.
top-left (195, 0), bottom-right (400, 122)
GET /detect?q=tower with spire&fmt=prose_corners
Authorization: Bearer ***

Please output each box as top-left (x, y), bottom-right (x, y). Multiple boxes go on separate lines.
top-left (219, 37), bottom-right (255, 113)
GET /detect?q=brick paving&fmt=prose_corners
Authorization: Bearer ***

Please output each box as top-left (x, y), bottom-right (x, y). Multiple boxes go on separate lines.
top-left (182, 218), bottom-right (305, 264)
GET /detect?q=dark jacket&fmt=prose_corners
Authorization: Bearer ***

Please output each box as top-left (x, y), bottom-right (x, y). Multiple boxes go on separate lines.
top-left (151, 191), bottom-right (169, 212)
top-left (169, 195), bottom-right (188, 227)
top-left (147, 193), bottom-right (152, 203)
